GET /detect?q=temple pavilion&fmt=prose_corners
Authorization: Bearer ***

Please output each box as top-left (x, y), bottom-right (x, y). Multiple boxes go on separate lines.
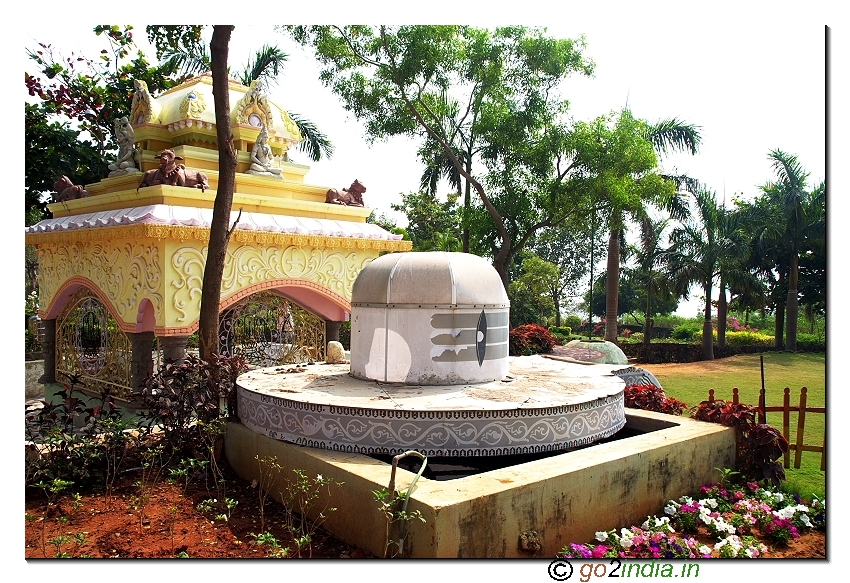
top-left (25, 74), bottom-right (410, 400)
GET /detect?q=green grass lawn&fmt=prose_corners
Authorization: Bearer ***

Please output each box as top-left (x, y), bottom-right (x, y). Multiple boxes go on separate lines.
top-left (641, 352), bottom-right (826, 500)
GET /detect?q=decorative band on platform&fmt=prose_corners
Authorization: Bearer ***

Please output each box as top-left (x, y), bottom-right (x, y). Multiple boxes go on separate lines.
top-left (238, 388), bottom-right (625, 456)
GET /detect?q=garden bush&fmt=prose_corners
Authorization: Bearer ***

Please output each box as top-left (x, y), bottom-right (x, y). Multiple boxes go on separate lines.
top-left (137, 353), bottom-right (248, 456)
top-left (548, 325), bottom-right (571, 345)
top-left (724, 330), bottom-right (775, 347)
top-left (671, 321), bottom-right (702, 341)
top-left (509, 324), bottom-right (556, 356)
top-left (795, 333), bottom-right (825, 351)
top-left (549, 325), bottom-right (571, 337)
top-left (563, 315), bottom-right (582, 332)
top-left (624, 384), bottom-right (687, 416)
top-left (690, 400), bottom-right (788, 487)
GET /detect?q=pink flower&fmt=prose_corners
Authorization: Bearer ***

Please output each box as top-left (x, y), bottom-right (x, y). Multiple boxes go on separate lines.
top-left (592, 545), bottom-right (608, 558)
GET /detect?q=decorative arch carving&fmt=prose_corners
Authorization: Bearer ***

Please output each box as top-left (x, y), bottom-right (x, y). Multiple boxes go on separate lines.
top-left (233, 80), bottom-right (273, 128)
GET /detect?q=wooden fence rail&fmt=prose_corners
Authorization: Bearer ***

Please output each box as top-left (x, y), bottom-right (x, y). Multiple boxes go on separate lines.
top-left (706, 387), bottom-right (825, 471)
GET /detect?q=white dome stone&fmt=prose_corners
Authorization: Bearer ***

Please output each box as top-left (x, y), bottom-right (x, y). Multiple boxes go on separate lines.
top-left (350, 252), bottom-right (510, 384)
top-left (351, 251), bottom-right (509, 307)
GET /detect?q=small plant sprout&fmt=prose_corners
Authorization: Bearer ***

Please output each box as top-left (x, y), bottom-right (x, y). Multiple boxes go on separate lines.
top-left (376, 450), bottom-right (428, 558)
top-left (279, 469), bottom-right (344, 557)
top-left (252, 532), bottom-right (290, 558)
top-left (33, 477), bottom-right (74, 557)
top-left (716, 467), bottom-right (740, 488)
top-left (255, 455), bottom-right (282, 533)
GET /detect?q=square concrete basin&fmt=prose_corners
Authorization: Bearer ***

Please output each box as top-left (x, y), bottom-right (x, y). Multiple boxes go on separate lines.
top-left (225, 409), bottom-right (735, 558)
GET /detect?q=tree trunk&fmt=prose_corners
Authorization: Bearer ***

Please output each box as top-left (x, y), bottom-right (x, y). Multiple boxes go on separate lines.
top-left (785, 253), bottom-right (799, 351)
top-left (604, 229), bottom-right (620, 342)
top-left (702, 282), bottom-right (714, 360)
top-left (774, 298), bottom-right (785, 350)
top-left (643, 284), bottom-right (652, 346)
top-left (462, 157), bottom-right (471, 253)
top-left (198, 25), bottom-right (237, 361)
top-left (717, 279), bottom-right (727, 348)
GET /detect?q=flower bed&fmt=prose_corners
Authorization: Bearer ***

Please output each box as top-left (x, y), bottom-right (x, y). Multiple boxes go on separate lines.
top-left (558, 480), bottom-right (825, 559)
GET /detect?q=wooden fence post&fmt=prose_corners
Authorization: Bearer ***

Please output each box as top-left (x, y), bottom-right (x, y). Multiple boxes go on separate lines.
top-left (794, 388), bottom-right (808, 469)
top-left (783, 387), bottom-right (791, 469)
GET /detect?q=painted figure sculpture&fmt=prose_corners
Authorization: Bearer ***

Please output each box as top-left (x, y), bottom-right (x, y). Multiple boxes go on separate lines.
top-left (325, 179), bottom-right (366, 207)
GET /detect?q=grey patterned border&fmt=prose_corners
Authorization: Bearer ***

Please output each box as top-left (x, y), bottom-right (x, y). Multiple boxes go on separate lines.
top-left (237, 387), bottom-right (625, 456)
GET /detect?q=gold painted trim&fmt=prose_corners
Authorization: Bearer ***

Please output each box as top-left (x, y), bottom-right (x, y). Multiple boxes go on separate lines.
top-left (26, 224), bottom-right (412, 252)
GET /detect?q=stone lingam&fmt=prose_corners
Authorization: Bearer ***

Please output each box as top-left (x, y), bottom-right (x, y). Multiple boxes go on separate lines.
top-left (236, 252), bottom-right (628, 456)
top-left (228, 251), bottom-right (736, 558)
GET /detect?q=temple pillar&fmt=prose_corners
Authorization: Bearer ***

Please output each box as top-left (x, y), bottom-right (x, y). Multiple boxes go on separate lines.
top-left (325, 320), bottom-right (342, 343)
top-left (38, 318), bottom-right (56, 384)
top-left (159, 335), bottom-right (191, 366)
top-left (129, 331), bottom-right (156, 391)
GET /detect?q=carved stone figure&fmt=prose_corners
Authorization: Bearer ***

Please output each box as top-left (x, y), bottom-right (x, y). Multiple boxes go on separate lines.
top-left (138, 149), bottom-right (210, 192)
top-left (325, 179), bottom-right (366, 207)
top-left (129, 79), bottom-right (161, 125)
top-left (246, 125), bottom-right (282, 178)
top-left (108, 116), bottom-right (139, 177)
top-left (53, 176), bottom-right (89, 202)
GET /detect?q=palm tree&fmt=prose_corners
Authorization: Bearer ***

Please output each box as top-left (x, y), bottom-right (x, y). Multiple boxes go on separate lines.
top-left (160, 40), bottom-right (333, 162)
top-left (759, 151), bottom-right (825, 351)
top-left (415, 91), bottom-right (475, 252)
top-left (667, 189), bottom-right (748, 360)
top-left (628, 216), bottom-right (673, 345)
top-left (600, 112), bottom-right (700, 342)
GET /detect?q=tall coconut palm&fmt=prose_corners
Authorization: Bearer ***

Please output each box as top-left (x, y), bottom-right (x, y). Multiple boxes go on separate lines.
top-left (600, 112), bottom-right (700, 342)
top-left (667, 189), bottom-right (748, 360)
top-left (628, 216), bottom-right (673, 345)
top-left (416, 91), bottom-right (475, 251)
top-left (160, 40), bottom-right (333, 162)
top-left (763, 150), bottom-right (826, 351)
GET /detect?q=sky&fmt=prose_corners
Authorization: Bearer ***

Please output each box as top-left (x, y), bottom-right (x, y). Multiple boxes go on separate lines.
top-left (21, 19), bottom-right (828, 218)
top-left (8, 5), bottom-right (845, 575)
top-left (18, 12), bottom-right (834, 317)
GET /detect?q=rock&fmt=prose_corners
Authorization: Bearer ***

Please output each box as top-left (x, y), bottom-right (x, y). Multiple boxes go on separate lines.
top-left (326, 341), bottom-right (347, 364)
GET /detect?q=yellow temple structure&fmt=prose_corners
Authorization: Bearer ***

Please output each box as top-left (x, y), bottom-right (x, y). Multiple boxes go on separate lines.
top-left (25, 74), bottom-right (411, 399)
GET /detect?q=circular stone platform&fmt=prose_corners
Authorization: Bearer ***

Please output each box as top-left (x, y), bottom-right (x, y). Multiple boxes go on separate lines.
top-left (237, 355), bottom-right (626, 456)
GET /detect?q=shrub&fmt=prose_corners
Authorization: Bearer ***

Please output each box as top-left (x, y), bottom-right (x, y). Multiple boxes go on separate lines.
top-left (564, 315), bottom-right (582, 332)
top-left (26, 374), bottom-right (132, 490)
top-left (624, 384), bottom-right (687, 416)
top-left (136, 354), bottom-right (248, 455)
top-left (548, 325), bottom-right (571, 345)
top-left (671, 321), bottom-right (702, 341)
top-left (549, 325), bottom-right (571, 337)
top-left (509, 324), bottom-right (556, 356)
top-left (628, 332), bottom-right (644, 344)
top-left (724, 330), bottom-right (774, 347)
top-left (690, 400), bottom-right (789, 487)
top-left (795, 333), bottom-right (825, 351)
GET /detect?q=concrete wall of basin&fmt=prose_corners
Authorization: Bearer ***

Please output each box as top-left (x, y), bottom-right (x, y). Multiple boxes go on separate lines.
top-left (225, 410), bottom-right (736, 558)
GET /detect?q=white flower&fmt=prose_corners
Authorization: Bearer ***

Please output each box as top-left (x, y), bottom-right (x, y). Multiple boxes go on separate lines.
top-left (316, 474), bottom-right (323, 481)
top-left (679, 495), bottom-right (694, 504)
top-left (701, 498), bottom-right (718, 509)
top-left (595, 531), bottom-right (609, 542)
top-left (664, 503), bottom-right (678, 515)
top-left (800, 514), bottom-right (813, 527)
top-left (745, 548), bottom-right (756, 558)
top-left (698, 545), bottom-right (712, 556)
